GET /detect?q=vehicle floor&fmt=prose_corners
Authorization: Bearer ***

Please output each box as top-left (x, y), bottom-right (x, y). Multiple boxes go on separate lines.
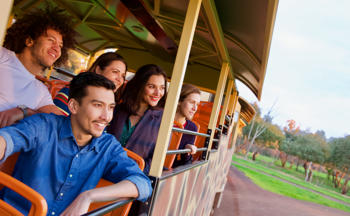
top-left (212, 166), bottom-right (349, 216)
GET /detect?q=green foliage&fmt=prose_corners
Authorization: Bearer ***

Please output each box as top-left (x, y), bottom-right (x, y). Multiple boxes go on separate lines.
top-left (295, 134), bottom-right (328, 164)
top-left (258, 123), bottom-right (285, 146)
top-left (328, 136), bottom-right (350, 173)
top-left (280, 133), bottom-right (328, 164)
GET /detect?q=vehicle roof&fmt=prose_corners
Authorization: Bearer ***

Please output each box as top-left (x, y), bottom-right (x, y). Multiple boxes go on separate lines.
top-left (12, 0), bottom-right (278, 99)
top-left (238, 96), bottom-right (256, 123)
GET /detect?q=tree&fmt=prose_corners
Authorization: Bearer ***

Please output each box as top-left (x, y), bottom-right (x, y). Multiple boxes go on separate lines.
top-left (278, 120), bottom-right (300, 168)
top-left (279, 139), bottom-right (293, 168)
top-left (328, 137), bottom-right (350, 193)
top-left (242, 103), bottom-right (280, 160)
top-left (257, 123), bottom-right (284, 147)
top-left (242, 103), bottom-right (264, 159)
top-left (280, 124), bottom-right (328, 182)
top-left (289, 134), bottom-right (328, 182)
top-left (243, 114), bottom-right (267, 159)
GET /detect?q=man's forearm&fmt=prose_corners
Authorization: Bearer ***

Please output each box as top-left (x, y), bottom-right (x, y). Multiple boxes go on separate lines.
top-left (61, 180), bottom-right (139, 216)
top-left (86, 180), bottom-right (139, 203)
top-left (37, 105), bottom-right (64, 115)
top-left (0, 136), bottom-right (7, 160)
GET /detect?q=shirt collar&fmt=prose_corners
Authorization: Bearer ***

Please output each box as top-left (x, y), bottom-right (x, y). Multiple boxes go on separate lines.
top-left (89, 135), bottom-right (102, 153)
top-left (59, 116), bottom-right (74, 139)
top-left (58, 116), bottom-right (102, 153)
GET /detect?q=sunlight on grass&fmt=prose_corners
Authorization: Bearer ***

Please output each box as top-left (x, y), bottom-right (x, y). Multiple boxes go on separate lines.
top-left (233, 155), bottom-right (350, 205)
top-left (234, 163), bottom-right (350, 213)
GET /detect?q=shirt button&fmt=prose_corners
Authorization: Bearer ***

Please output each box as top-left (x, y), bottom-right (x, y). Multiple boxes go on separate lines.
top-left (51, 212), bottom-right (55, 215)
top-left (76, 154), bottom-right (79, 158)
top-left (69, 174), bottom-right (73, 178)
top-left (60, 193), bottom-right (64, 196)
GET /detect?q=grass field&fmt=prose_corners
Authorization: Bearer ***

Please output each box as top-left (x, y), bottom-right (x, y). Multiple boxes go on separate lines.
top-left (233, 155), bottom-right (350, 205)
top-left (234, 163), bottom-right (350, 213)
top-left (239, 153), bottom-right (350, 196)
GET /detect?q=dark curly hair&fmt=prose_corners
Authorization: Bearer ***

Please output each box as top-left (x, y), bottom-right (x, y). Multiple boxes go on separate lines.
top-left (4, 4), bottom-right (76, 66)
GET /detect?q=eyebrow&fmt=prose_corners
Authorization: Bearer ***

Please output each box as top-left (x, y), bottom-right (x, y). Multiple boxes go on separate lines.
top-left (146, 83), bottom-right (165, 86)
top-left (47, 35), bottom-right (63, 46)
top-left (91, 99), bottom-right (116, 106)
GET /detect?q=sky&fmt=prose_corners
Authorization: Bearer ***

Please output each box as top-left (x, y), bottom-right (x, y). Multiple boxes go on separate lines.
top-left (237, 0), bottom-right (350, 138)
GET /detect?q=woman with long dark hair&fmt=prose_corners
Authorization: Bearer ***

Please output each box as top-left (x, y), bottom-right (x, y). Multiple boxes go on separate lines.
top-left (54, 52), bottom-right (127, 115)
top-left (107, 64), bottom-right (167, 174)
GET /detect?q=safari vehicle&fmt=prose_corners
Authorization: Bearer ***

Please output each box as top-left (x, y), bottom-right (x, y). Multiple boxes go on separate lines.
top-left (0, 0), bottom-right (278, 215)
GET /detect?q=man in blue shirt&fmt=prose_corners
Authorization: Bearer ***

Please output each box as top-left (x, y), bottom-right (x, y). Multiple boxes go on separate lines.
top-left (0, 72), bottom-right (152, 215)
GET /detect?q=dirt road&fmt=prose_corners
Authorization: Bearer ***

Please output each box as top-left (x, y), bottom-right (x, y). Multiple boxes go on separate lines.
top-left (213, 166), bottom-right (349, 216)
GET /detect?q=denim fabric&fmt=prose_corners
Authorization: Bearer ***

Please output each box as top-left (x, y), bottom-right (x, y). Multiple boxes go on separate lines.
top-left (0, 113), bottom-right (152, 216)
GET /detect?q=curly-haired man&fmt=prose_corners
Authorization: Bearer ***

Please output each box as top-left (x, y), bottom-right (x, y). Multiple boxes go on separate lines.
top-left (0, 5), bottom-right (76, 128)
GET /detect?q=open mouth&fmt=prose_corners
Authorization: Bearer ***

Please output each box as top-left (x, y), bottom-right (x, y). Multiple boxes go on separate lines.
top-left (150, 97), bottom-right (159, 102)
top-left (48, 52), bottom-right (57, 60)
top-left (94, 122), bottom-right (108, 130)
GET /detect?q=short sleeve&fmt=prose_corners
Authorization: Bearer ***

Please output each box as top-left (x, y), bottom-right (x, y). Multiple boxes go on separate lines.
top-left (0, 47), bottom-right (10, 63)
top-left (35, 81), bottom-right (54, 109)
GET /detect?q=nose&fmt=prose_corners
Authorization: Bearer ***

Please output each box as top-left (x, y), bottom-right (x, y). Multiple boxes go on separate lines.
top-left (100, 107), bottom-right (109, 121)
top-left (107, 107), bottom-right (114, 122)
top-left (193, 104), bottom-right (198, 112)
top-left (52, 43), bottom-right (61, 57)
top-left (154, 88), bottom-right (160, 96)
top-left (52, 41), bottom-right (61, 55)
top-left (116, 73), bottom-right (125, 84)
top-left (115, 72), bottom-right (121, 80)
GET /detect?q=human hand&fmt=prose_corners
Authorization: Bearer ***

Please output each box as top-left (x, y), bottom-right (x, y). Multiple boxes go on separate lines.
top-left (185, 144), bottom-right (197, 155)
top-left (60, 191), bottom-right (92, 216)
top-left (0, 108), bottom-right (24, 128)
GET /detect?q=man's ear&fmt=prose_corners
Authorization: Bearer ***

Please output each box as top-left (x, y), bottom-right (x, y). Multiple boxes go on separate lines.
top-left (68, 98), bottom-right (79, 114)
top-left (25, 37), bottom-right (34, 47)
top-left (95, 66), bottom-right (102, 75)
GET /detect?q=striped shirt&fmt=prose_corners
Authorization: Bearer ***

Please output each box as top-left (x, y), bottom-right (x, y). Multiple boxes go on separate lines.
top-left (53, 86), bottom-right (70, 116)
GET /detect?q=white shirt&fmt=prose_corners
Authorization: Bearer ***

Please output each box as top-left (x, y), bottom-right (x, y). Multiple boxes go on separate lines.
top-left (0, 47), bottom-right (53, 112)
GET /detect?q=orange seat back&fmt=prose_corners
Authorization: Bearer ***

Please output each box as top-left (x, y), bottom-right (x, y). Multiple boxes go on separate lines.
top-left (192, 101), bottom-right (225, 161)
top-left (192, 102), bottom-right (211, 161)
top-left (0, 153), bottom-right (47, 216)
top-left (163, 121), bottom-right (184, 169)
top-left (35, 76), bottom-right (70, 98)
top-left (88, 148), bottom-right (145, 216)
top-left (0, 153), bottom-right (19, 180)
top-left (49, 80), bottom-right (70, 98)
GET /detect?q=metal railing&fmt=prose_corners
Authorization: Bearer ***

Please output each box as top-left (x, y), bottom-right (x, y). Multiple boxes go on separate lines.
top-left (166, 147), bottom-right (207, 155)
top-left (170, 127), bottom-right (220, 154)
top-left (83, 199), bottom-right (134, 216)
top-left (171, 127), bottom-right (210, 137)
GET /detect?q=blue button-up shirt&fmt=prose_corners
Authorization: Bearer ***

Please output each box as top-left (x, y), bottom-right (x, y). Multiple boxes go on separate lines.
top-left (0, 113), bottom-right (152, 215)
